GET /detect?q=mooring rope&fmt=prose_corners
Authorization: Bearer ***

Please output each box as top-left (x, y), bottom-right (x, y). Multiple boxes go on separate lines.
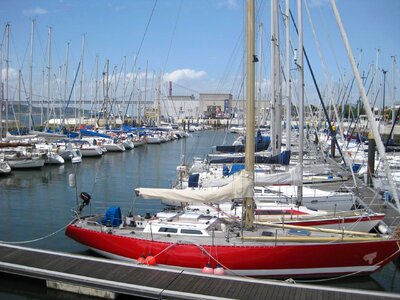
top-left (0, 222), bottom-right (72, 245)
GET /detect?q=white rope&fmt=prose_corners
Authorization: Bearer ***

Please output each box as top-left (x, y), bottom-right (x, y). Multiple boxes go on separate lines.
top-left (0, 222), bottom-right (72, 245)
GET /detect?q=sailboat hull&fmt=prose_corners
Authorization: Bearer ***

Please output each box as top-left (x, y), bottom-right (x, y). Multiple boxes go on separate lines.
top-left (65, 223), bottom-right (400, 278)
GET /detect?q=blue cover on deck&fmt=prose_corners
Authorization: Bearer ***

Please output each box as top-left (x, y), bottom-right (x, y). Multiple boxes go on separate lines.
top-left (229, 164), bottom-right (245, 175)
top-left (210, 150), bottom-right (291, 165)
top-left (101, 206), bottom-right (122, 227)
top-left (188, 173), bottom-right (200, 187)
top-left (80, 129), bottom-right (110, 139)
top-left (216, 130), bottom-right (271, 153)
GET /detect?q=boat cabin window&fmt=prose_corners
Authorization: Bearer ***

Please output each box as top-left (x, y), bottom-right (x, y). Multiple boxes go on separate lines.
top-left (158, 227), bottom-right (178, 233)
top-left (181, 229), bottom-right (203, 235)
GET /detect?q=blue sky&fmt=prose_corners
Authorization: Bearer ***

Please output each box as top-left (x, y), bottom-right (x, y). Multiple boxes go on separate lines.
top-left (1, 0), bottom-right (399, 109)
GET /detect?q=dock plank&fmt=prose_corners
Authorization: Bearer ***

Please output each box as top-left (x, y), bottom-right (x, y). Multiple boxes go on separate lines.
top-left (0, 244), bottom-right (399, 300)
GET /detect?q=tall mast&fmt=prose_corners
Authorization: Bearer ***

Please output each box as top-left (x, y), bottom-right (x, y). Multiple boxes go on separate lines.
top-left (270, 0), bottom-right (276, 155)
top-left (330, 0), bottom-right (400, 212)
top-left (95, 55), bottom-right (99, 124)
top-left (5, 23), bottom-right (10, 134)
top-left (41, 69), bottom-right (45, 126)
top-left (297, 0), bottom-right (304, 205)
top-left (257, 22), bottom-right (263, 104)
top-left (63, 42), bottom-right (69, 124)
top-left (244, 0), bottom-right (255, 230)
top-left (156, 74), bottom-right (161, 126)
top-left (0, 43), bottom-right (3, 138)
top-left (79, 34), bottom-right (85, 126)
top-left (270, 0), bottom-right (281, 155)
top-left (373, 49), bottom-right (380, 113)
top-left (391, 56), bottom-right (397, 139)
top-left (28, 19), bottom-right (35, 132)
top-left (144, 61), bottom-right (148, 124)
top-left (382, 69), bottom-right (387, 123)
top-left (137, 89), bottom-right (142, 125)
top-left (285, 0), bottom-right (291, 152)
top-left (18, 70), bottom-right (21, 116)
top-left (46, 27), bottom-right (52, 129)
top-left (123, 56), bottom-right (127, 123)
top-left (105, 59), bottom-right (109, 124)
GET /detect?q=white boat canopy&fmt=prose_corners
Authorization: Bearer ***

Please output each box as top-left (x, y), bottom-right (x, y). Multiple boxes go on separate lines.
top-left (136, 171), bottom-right (253, 204)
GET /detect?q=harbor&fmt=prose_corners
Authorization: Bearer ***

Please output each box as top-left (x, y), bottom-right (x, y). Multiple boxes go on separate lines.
top-left (0, 129), bottom-right (400, 299)
top-left (1, 0), bottom-right (400, 299)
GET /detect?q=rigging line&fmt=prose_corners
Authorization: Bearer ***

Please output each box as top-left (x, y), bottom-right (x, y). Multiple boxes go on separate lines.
top-left (11, 28), bottom-right (28, 70)
top-left (162, 0), bottom-right (182, 74)
top-left (126, 0), bottom-right (158, 88)
top-left (289, 8), bottom-right (346, 167)
top-left (33, 22), bottom-right (47, 68)
top-left (304, 0), bottom-right (352, 169)
top-left (0, 222), bottom-right (72, 245)
top-left (314, 0), bottom-right (345, 81)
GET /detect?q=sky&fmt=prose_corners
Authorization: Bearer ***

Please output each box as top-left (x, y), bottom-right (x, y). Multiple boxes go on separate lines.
top-left (0, 0), bottom-right (399, 111)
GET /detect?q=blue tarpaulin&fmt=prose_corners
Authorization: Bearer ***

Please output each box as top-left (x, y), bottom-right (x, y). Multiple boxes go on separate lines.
top-left (188, 173), bottom-right (200, 187)
top-left (80, 129), bottom-right (110, 139)
top-left (101, 206), bottom-right (122, 227)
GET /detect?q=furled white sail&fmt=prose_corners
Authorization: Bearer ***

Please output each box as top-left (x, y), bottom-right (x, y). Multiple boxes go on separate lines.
top-left (255, 164), bottom-right (302, 186)
top-left (136, 171), bottom-right (253, 203)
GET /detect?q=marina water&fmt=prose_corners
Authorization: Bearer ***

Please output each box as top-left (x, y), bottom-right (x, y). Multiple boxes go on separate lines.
top-left (0, 129), bottom-right (399, 299)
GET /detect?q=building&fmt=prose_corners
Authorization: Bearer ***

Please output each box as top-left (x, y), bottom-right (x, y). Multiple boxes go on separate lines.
top-left (161, 95), bottom-right (199, 121)
top-left (199, 93), bottom-right (233, 119)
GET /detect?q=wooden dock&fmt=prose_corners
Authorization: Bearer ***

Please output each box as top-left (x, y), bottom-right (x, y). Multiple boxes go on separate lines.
top-left (349, 177), bottom-right (400, 229)
top-left (0, 243), bottom-right (399, 299)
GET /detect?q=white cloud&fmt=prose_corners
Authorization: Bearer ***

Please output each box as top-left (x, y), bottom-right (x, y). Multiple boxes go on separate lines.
top-left (1, 68), bottom-right (18, 81)
top-left (23, 7), bottom-right (48, 16)
top-left (217, 0), bottom-right (239, 10)
top-left (107, 2), bottom-right (126, 12)
top-left (164, 69), bottom-right (207, 83)
top-left (306, 0), bottom-right (330, 8)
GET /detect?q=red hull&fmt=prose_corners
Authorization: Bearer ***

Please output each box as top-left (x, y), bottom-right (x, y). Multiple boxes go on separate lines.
top-left (65, 224), bottom-right (400, 278)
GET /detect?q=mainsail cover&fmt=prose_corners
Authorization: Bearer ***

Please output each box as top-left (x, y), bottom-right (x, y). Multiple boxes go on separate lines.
top-left (136, 171), bottom-right (253, 204)
top-left (255, 164), bottom-right (302, 186)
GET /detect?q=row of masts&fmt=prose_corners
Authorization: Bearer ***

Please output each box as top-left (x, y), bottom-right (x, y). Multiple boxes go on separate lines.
top-left (1, 13), bottom-right (397, 136)
top-left (0, 21), bottom-right (166, 137)
top-left (243, 0), bottom-right (399, 228)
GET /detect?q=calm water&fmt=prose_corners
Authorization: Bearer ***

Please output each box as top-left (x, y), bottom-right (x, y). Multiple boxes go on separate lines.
top-left (0, 129), bottom-right (399, 299)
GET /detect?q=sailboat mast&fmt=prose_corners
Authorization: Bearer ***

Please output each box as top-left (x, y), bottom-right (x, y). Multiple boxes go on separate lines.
top-left (63, 42), bottom-right (69, 124)
top-left (123, 56), bottom-right (127, 124)
top-left (5, 23), bottom-right (9, 134)
top-left (244, 0), bottom-right (255, 229)
top-left (285, 0), bottom-right (291, 152)
top-left (18, 70), bottom-right (21, 115)
top-left (330, 0), bottom-right (400, 212)
top-left (105, 59), bottom-right (109, 123)
top-left (257, 22), bottom-right (263, 105)
top-left (271, 0), bottom-right (282, 155)
top-left (79, 34), bottom-right (85, 126)
top-left (297, 0), bottom-right (304, 205)
top-left (94, 55), bottom-right (99, 124)
top-left (391, 56), bottom-right (397, 139)
top-left (46, 27), bottom-right (52, 128)
top-left (270, 0), bottom-right (276, 155)
top-left (28, 19), bottom-right (35, 132)
top-left (0, 44), bottom-right (3, 138)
